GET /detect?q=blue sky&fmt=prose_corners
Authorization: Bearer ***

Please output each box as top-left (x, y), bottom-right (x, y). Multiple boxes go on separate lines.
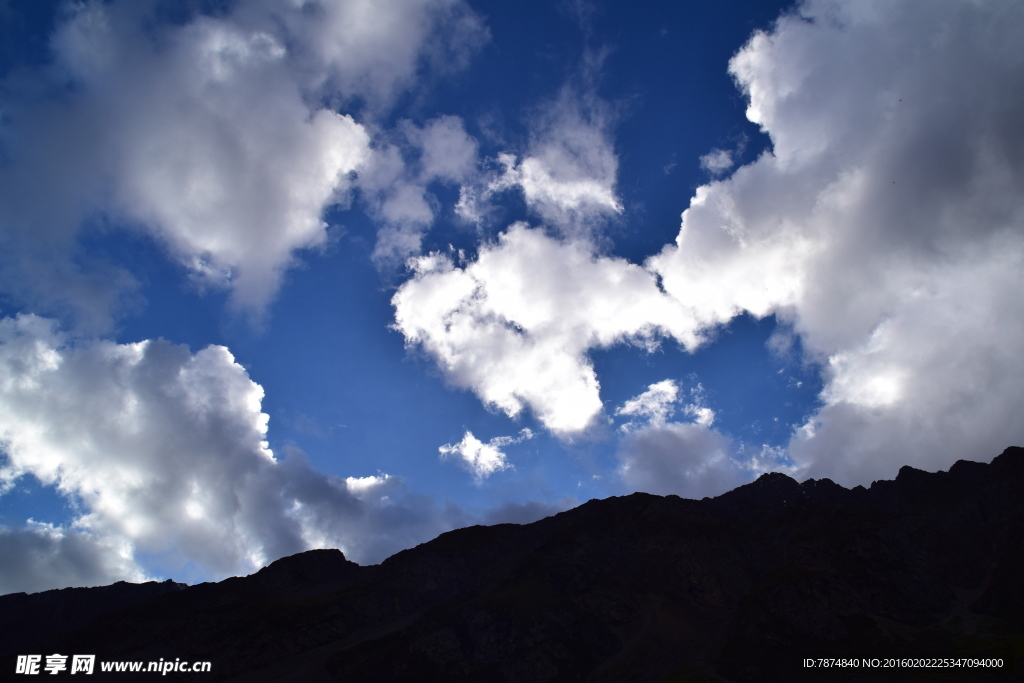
top-left (1, 0), bottom-right (1022, 594)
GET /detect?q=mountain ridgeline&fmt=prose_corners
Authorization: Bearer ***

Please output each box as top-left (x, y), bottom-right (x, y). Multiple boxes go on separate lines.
top-left (2, 447), bottom-right (1022, 681)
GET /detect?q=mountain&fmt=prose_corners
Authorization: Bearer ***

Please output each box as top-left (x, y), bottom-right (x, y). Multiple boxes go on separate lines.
top-left (0, 579), bottom-right (186, 659)
top-left (2, 447), bottom-right (1022, 682)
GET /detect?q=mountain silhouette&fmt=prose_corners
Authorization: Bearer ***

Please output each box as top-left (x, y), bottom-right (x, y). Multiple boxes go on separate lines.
top-left (2, 447), bottom-right (1021, 681)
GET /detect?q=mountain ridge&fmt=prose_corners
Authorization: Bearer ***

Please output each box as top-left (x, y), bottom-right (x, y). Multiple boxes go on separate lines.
top-left (1, 447), bottom-right (1021, 681)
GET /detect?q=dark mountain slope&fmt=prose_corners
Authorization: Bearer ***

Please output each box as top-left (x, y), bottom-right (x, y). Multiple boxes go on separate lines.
top-left (2, 447), bottom-right (1022, 682)
top-left (0, 579), bottom-right (185, 657)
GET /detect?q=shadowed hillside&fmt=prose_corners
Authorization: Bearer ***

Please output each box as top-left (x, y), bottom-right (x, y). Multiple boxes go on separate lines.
top-left (2, 447), bottom-right (1022, 682)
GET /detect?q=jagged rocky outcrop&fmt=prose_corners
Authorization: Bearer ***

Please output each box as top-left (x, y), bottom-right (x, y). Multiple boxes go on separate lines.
top-left (2, 448), bottom-right (1022, 682)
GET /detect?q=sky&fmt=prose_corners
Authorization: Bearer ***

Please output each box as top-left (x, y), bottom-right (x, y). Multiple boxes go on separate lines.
top-left (0, 0), bottom-right (1022, 595)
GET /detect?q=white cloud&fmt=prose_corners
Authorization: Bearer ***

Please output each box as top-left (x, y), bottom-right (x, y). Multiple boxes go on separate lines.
top-left (0, 0), bottom-right (486, 325)
top-left (787, 245), bottom-right (1024, 484)
top-left (682, 383), bottom-right (716, 428)
top-left (392, 224), bottom-right (697, 437)
top-left (616, 379), bottom-right (679, 429)
top-left (411, 115), bottom-right (481, 184)
top-left (645, 0), bottom-right (1024, 484)
top-left (240, 0), bottom-right (488, 110)
top-left (372, 183), bottom-right (438, 263)
top-left (0, 314), bottom-right (577, 591)
top-left (456, 89), bottom-right (622, 235)
top-left (614, 379), bottom-right (715, 431)
top-left (0, 315), bottom-right (466, 586)
top-left (699, 148), bottom-right (734, 175)
top-left (362, 116), bottom-right (480, 264)
top-left (685, 404), bottom-right (716, 428)
top-left (438, 428), bottom-right (533, 481)
top-left (0, 314), bottom-right (284, 576)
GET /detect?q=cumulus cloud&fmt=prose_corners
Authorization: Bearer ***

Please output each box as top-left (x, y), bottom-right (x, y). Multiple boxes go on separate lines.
top-left (392, 224), bottom-right (699, 437)
top-left (399, 0), bottom-right (1024, 488)
top-left (439, 428), bottom-right (533, 481)
top-left (390, 215), bottom-right (739, 439)
top-left (646, 0), bottom-right (1024, 484)
top-left (0, 313), bottom-right (284, 575)
top-left (0, 315), bottom-right (467, 587)
top-left (0, 0), bottom-right (485, 325)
